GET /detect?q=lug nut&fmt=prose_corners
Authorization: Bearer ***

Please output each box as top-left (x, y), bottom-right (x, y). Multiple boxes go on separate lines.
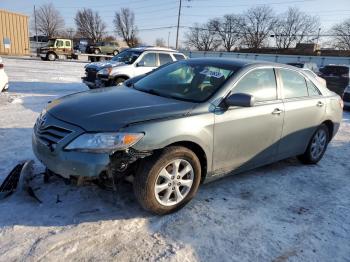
top-left (168, 183), bottom-right (171, 186)
top-left (171, 176), bottom-right (175, 180)
top-left (177, 176), bottom-right (180, 179)
top-left (177, 182), bottom-right (181, 186)
top-left (172, 187), bottom-right (175, 190)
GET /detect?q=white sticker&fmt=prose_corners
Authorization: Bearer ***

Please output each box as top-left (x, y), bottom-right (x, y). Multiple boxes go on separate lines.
top-left (200, 69), bottom-right (224, 78)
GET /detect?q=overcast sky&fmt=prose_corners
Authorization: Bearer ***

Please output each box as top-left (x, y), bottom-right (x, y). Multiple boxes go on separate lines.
top-left (1, 0), bottom-right (350, 47)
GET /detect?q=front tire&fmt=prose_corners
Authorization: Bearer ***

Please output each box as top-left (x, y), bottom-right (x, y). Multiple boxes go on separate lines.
top-left (94, 48), bottom-right (100, 54)
top-left (114, 77), bottom-right (126, 86)
top-left (298, 124), bottom-right (329, 164)
top-left (133, 146), bottom-right (201, 215)
top-left (47, 53), bottom-right (56, 61)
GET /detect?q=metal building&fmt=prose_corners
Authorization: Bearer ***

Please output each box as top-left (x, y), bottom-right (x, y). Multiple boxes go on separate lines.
top-left (0, 9), bottom-right (29, 56)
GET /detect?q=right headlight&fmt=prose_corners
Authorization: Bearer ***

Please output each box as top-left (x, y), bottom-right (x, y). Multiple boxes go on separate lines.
top-left (97, 67), bottom-right (112, 75)
top-left (65, 132), bottom-right (144, 153)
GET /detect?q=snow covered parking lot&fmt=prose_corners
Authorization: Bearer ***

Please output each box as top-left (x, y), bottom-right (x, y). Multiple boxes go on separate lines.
top-left (0, 57), bottom-right (350, 261)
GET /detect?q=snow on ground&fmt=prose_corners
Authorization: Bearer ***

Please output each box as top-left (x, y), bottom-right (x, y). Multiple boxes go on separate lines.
top-left (0, 58), bottom-right (350, 262)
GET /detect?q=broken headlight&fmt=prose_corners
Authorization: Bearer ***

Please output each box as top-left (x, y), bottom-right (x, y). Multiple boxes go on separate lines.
top-left (65, 132), bottom-right (144, 153)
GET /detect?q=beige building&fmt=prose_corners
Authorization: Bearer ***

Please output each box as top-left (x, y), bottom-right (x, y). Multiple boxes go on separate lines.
top-left (0, 9), bottom-right (30, 56)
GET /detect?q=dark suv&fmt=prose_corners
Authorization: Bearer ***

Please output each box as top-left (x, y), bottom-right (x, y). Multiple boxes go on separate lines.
top-left (319, 65), bottom-right (350, 95)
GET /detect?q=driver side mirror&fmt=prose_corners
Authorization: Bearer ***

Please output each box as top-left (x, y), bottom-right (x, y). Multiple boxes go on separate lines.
top-left (136, 61), bottom-right (145, 67)
top-left (225, 93), bottom-right (255, 107)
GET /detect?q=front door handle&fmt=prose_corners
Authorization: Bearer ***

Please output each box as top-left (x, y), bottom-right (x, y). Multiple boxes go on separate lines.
top-left (272, 108), bottom-right (283, 115)
top-left (317, 101), bottom-right (324, 107)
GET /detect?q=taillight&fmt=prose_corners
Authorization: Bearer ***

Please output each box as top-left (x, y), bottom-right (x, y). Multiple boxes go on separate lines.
top-left (0, 64), bottom-right (3, 69)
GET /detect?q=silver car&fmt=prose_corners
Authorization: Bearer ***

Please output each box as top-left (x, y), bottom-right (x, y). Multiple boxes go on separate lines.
top-left (33, 58), bottom-right (343, 214)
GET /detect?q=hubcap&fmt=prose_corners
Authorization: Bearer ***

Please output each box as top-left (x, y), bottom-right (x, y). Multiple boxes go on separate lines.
top-left (310, 129), bottom-right (327, 160)
top-left (154, 159), bottom-right (194, 206)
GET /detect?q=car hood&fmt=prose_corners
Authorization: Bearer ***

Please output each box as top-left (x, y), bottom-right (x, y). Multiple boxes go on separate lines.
top-left (47, 86), bottom-right (195, 131)
top-left (85, 61), bottom-right (125, 71)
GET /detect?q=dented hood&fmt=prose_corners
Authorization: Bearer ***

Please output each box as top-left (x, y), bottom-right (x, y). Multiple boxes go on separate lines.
top-left (47, 86), bottom-right (195, 131)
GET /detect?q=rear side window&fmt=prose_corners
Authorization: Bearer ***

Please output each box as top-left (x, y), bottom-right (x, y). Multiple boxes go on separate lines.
top-left (140, 53), bottom-right (157, 67)
top-left (174, 54), bottom-right (185, 60)
top-left (65, 41), bottom-right (71, 47)
top-left (232, 68), bottom-right (277, 102)
top-left (306, 78), bottom-right (321, 96)
top-left (280, 69), bottom-right (308, 99)
top-left (159, 53), bottom-right (173, 65)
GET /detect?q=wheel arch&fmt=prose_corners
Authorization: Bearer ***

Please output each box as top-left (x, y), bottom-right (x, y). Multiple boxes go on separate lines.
top-left (322, 120), bottom-right (334, 141)
top-left (113, 75), bottom-right (130, 81)
top-left (164, 141), bottom-right (208, 183)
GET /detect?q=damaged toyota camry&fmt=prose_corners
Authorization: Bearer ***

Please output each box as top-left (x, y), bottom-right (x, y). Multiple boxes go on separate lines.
top-left (32, 58), bottom-right (343, 214)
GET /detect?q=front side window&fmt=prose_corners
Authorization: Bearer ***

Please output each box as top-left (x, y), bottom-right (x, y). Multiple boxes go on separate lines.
top-left (174, 54), bottom-right (186, 60)
top-left (232, 68), bottom-right (277, 102)
top-left (111, 50), bottom-right (142, 64)
top-left (280, 69), bottom-right (308, 99)
top-left (56, 40), bottom-right (64, 47)
top-left (139, 53), bottom-right (157, 67)
top-left (159, 53), bottom-right (173, 65)
top-left (134, 61), bottom-right (238, 102)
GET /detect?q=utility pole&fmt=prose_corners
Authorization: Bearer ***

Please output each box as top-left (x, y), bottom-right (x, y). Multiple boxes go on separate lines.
top-left (168, 32), bottom-right (171, 48)
top-left (316, 27), bottom-right (321, 46)
top-left (34, 5), bottom-right (38, 44)
top-left (175, 0), bottom-right (182, 49)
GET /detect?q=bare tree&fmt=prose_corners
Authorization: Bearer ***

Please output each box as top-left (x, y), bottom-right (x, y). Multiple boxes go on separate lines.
top-left (155, 38), bottom-right (166, 47)
top-left (184, 21), bottom-right (222, 51)
top-left (75, 9), bottom-right (106, 43)
top-left (273, 7), bottom-right (320, 49)
top-left (32, 3), bottom-right (64, 38)
top-left (240, 6), bottom-right (276, 49)
top-left (114, 8), bottom-right (139, 47)
top-left (330, 18), bottom-right (350, 50)
top-left (212, 14), bottom-right (243, 52)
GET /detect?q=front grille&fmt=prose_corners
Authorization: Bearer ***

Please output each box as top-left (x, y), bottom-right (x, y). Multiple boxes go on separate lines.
top-left (343, 92), bottom-right (350, 101)
top-left (35, 114), bottom-right (72, 146)
top-left (85, 68), bottom-right (97, 82)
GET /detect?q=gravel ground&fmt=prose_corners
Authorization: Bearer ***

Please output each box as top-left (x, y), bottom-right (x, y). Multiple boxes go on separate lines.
top-left (0, 58), bottom-right (349, 262)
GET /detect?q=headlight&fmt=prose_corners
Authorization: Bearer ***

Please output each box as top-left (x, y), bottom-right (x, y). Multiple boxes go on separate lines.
top-left (65, 132), bottom-right (144, 153)
top-left (97, 67), bottom-right (112, 75)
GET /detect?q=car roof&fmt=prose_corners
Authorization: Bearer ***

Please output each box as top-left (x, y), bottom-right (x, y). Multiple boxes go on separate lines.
top-left (128, 46), bottom-right (180, 53)
top-left (323, 64), bottom-right (350, 68)
top-left (183, 57), bottom-right (296, 69)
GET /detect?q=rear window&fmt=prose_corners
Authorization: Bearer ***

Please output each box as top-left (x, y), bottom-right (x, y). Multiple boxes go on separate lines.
top-left (320, 66), bottom-right (349, 76)
top-left (287, 63), bottom-right (303, 68)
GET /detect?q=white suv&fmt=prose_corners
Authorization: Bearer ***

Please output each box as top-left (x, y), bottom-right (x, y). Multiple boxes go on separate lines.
top-left (82, 47), bottom-right (186, 89)
top-left (0, 57), bottom-right (9, 92)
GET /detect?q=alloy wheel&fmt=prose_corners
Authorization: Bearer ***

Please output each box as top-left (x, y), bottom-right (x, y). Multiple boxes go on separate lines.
top-left (310, 128), bottom-right (327, 160)
top-left (154, 159), bottom-right (194, 206)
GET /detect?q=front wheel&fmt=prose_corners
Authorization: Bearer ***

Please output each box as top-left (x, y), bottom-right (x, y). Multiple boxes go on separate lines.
top-left (94, 48), bottom-right (100, 54)
top-left (298, 124), bottom-right (330, 164)
top-left (113, 50), bottom-right (119, 56)
top-left (47, 53), bottom-right (56, 61)
top-left (133, 146), bottom-right (201, 215)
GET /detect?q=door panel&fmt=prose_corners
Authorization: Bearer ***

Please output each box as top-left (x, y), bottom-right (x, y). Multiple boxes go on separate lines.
top-left (278, 97), bottom-right (325, 158)
top-left (213, 102), bottom-right (284, 173)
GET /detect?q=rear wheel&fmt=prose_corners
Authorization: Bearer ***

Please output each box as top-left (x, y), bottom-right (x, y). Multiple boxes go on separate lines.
top-left (94, 48), bottom-right (100, 54)
top-left (133, 146), bottom-right (201, 215)
top-left (113, 50), bottom-right (119, 56)
top-left (298, 124), bottom-right (329, 164)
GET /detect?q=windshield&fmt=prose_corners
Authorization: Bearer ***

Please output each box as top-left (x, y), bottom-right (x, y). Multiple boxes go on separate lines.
top-left (47, 39), bottom-right (56, 47)
top-left (111, 50), bottom-right (142, 64)
top-left (133, 60), bottom-right (238, 102)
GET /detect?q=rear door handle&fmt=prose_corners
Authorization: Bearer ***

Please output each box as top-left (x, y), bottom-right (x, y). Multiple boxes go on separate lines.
top-left (272, 108), bottom-right (283, 115)
top-left (317, 101), bottom-right (324, 107)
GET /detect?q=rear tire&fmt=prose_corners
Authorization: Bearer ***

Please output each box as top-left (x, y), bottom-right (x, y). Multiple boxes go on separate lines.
top-left (298, 124), bottom-right (329, 164)
top-left (94, 49), bottom-right (100, 54)
top-left (133, 146), bottom-right (201, 215)
top-left (113, 50), bottom-right (119, 56)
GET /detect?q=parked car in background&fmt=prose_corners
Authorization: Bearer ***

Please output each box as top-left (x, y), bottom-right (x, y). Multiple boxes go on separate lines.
top-left (82, 46), bottom-right (187, 88)
top-left (34, 58), bottom-right (342, 214)
top-left (318, 65), bottom-right (350, 95)
top-left (287, 62), bottom-right (319, 73)
top-left (343, 85), bottom-right (350, 110)
top-left (39, 38), bottom-right (75, 61)
top-left (0, 57), bottom-right (9, 92)
top-left (87, 41), bottom-right (120, 55)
